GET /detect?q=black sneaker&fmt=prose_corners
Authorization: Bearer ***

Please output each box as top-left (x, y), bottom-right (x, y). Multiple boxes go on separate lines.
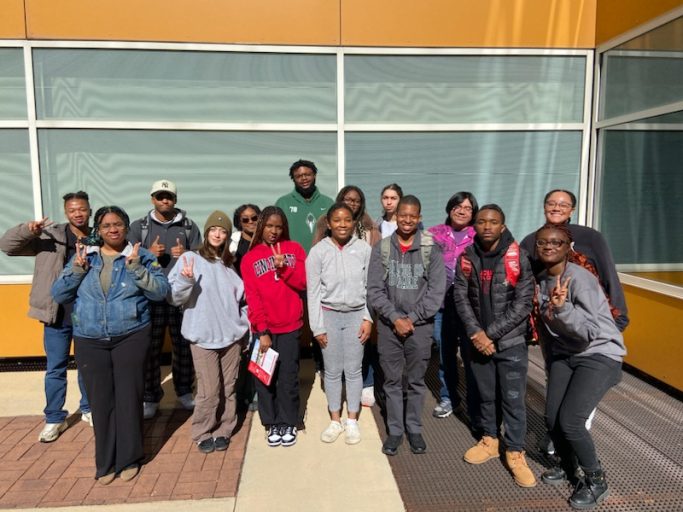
top-left (541, 466), bottom-right (567, 486)
top-left (267, 425), bottom-right (282, 447)
top-left (382, 434), bottom-right (403, 456)
top-left (407, 433), bottom-right (427, 454)
top-left (214, 436), bottom-right (229, 451)
top-left (280, 425), bottom-right (297, 447)
top-left (198, 438), bottom-right (215, 454)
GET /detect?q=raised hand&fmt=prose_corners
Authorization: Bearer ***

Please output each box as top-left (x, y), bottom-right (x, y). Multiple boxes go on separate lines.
top-left (149, 235), bottom-right (165, 257)
top-left (550, 275), bottom-right (571, 308)
top-left (74, 241), bottom-right (88, 269)
top-left (180, 255), bottom-right (194, 279)
top-left (270, 242), bottom-right (285, 269)
top-left (171, 237), bottom-right (185, 258)
top-left (126, 242), bottom-right (141, 264)
top-left (28, 217), bottom-right (52, 236)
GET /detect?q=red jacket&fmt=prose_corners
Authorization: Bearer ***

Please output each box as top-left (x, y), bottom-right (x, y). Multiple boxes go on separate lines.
top-left (240, 240), bottom-right (307, 334)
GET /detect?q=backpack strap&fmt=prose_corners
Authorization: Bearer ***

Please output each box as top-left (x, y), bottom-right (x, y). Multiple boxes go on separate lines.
top-left (139, 215), bottom-right (149, 246)
top-left (460, 254), bottom-right (473, 279)
top-left (381, 237), bottom-right (391, 281)
top-left (503, 241), bottom-right (521, 287)
top-left (182, 217), bottom-right (194, 249)
top-left (419, 231), bottom-right (433, 277)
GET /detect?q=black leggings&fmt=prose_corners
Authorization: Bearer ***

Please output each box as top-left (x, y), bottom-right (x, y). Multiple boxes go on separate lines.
top-left (545, 354), bottom-right (621, 472)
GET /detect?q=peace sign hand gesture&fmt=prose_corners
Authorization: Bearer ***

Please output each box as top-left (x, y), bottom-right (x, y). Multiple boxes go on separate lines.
top-left (270, 242), bottom-right (285, 269)
top-left (550, 275), bottom-right (571, 308)
top-left (74, 242), bottom-right (88, 270)
top-left (28, 217), bottom-right (53, 236)
top-left (126, 242), bottom-right (141, 265)
top-left (180, 255), bottom-right (194, 279)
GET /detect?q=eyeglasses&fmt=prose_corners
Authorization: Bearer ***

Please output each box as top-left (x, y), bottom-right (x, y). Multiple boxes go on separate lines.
top-left (241, 215), bottom-right (259, 223)
top-left (544, 201), bottom-right (573, 210)
top-left (100, 222), bottom-right (125, 231)
top-left (535, 239), bottom-right (568, 248)
top-left (452, 205), bottom-right (473, 212)
top-left (343, 197), bottom-right (362, 206)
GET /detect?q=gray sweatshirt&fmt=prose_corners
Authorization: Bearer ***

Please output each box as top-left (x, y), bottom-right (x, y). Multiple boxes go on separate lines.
top-left (306, 236), bottom-right (372, 337)
top-left (538, 262), bottom-right (626, 362)
top-left (367, 231), bottom-right (446, 326)
top-left (168, 252), bottom-right (249, 349)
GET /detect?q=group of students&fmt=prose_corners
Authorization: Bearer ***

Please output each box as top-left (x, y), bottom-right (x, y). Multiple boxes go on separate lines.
top-left (1, 172), bottom-right (627, 511)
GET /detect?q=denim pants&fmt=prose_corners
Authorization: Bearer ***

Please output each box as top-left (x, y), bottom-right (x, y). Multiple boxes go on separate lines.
top-left (545, 353), bottom-right (622, 472)
top-left (44, 321), bottom-right (89, 423)
top-left (470, 342), bottom-right (529, 452)
top-left (434, 293), bottom-right (481, 431)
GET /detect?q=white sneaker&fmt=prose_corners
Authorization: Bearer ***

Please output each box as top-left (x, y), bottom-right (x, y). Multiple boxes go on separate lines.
top-left (81, 412), bottom-right (93, 427)
top-left (345, 420), bottom-right (361, 445)
top-left (143, 401), bottom-right (159, 419)
top-left (178, 393), bottom-right (195, 411)
top-left (39, 421), bottom-right (67, 443)
top-left (320, 421), bottom-right (345, 443)
top-left (361, 386), bottom-right (376, 407)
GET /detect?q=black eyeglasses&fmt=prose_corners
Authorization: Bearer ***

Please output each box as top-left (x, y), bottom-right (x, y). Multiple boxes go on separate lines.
top-left (535, 239), bottom-right (568, 248)
top-left (241, 215), bottom-right (259, 223)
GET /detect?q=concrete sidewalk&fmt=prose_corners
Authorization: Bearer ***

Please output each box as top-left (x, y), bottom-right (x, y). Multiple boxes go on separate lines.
top-left (0, 362), bottom-right (405, 511)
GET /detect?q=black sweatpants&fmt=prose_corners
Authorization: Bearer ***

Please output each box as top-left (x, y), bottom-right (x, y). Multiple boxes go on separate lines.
top-left (255, 330), bottom-right (301, 427)
top-left (545, 353), bottom-right (621, 472)
top-left (75, 325), bottom-right (151, 478)
top-left (378, 322), bottom-right (432, 436)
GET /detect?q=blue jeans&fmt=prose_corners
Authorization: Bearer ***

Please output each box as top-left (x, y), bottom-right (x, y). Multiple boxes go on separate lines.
top-left (44, 322), bottom-right (89, 423)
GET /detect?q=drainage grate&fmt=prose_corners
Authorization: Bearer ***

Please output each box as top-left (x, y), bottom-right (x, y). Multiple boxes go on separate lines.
top-left (373, 345), bottom-right (683, 511)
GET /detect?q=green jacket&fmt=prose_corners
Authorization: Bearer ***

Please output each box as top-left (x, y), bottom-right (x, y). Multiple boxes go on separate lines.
top-left (275, 188), bottom-right (334, 253)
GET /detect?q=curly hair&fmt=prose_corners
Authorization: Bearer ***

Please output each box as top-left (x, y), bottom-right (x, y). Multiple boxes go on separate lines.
top-left (85, 206), bottom-right (130, 246)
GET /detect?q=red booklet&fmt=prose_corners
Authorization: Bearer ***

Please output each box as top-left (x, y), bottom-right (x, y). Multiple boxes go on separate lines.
top-left (248, 338), bottom-right (279, 386)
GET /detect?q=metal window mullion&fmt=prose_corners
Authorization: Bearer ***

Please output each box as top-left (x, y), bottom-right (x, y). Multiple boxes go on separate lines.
top-left (23, 46), bottom-right (42, 222)
top-left (33, 121), bottom-right (339, 132)
top-left (343, 123), bottom-right (584, 132)
top-left (336, 49), bottom-right (345, 191)
top-left (587, 53), bottom-right (602, 228)
top-left (577, 50), bottom-right (594, 226)
top-left (596, 5), bottom-right (683, 53)
top-left (596, 100), bottom-right (683, 129)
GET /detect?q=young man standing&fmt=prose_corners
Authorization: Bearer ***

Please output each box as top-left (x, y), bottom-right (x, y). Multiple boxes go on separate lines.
top-left (0, 191), bottom-right (92, 442)
top-left (453, 204), bottom-right (536, 488)
top-left (275, 159), bottom-right (334, 254)
top-left (128, 179), bottom-right (202, 418)
top-left (367, 195), bottom-right (446, 456)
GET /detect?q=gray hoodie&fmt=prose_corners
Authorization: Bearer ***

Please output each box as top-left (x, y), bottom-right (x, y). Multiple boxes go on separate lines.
top-left (168, 252), bottom-right (249, 349)
top-left (538, 262), bottom-right (626, 362)
top-left (367, 231), bottom-right (446, 326)
top-left (306, 236), bottom-right (372, 337)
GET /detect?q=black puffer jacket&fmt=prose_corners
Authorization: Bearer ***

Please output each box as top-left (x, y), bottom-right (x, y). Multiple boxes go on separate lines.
top-left (453, 230), bottom-right (534, 351)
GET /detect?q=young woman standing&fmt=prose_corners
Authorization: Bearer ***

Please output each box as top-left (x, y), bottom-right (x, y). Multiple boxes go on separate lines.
top-left (168, 211), bottom-right (250, 454)
top-left (375, 183), bottom-right (403, 239)
top-left (230, 204), bottom-right (261, 278)
top-left (240, 206), bottom-right (307, 447)
top-left (312, 186), bottom-right (380, 247)
top-left (427, 192), bottom-right (479, 423)
top-left (534, 223), bottom-right (626, 509)
top-left (307, 203), bottom-right (373, 444)
top-left (51, 206), bottom-right (168, 485)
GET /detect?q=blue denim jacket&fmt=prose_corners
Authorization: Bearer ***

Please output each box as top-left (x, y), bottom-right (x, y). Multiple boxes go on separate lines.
top-left (51, 244), bottom-right (169, 339)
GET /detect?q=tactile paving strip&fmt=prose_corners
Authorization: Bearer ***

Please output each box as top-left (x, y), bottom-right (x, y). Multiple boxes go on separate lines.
top-left (373, 346), bottom-right (683, 511)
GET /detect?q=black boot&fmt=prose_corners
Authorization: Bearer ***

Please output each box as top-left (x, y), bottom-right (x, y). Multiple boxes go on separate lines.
top-left (569, 468), bottom-right (609, 510)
